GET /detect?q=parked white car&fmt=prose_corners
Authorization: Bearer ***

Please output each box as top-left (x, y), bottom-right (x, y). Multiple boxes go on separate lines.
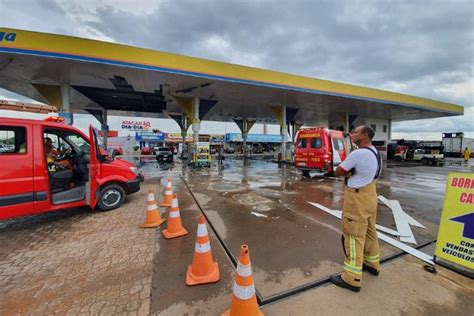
top-left (0, 144), bottom-right (11, 153)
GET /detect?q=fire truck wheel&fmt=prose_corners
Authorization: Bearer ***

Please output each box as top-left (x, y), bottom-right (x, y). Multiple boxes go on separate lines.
top-left (302, 170), bottom-right (310, 177)
top-left (97, 184), bottom-right (126, 211)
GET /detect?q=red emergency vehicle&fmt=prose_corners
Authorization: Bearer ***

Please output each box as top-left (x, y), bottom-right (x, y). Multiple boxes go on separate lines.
top-left (0, 117), bottom-right (143, 220)
top-left (294, 127), bottom-right (351, 176)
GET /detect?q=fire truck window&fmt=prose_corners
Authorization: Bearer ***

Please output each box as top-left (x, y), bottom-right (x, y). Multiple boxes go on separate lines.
top-left (43, 133), bottom-right (60, 151)
top-left (0, 126), bottom-right (26, 154)
top-left (65, 133), bottom-right (90, 153)
top-left (310, 138), bottom-right (322, 148)
top-left (297, 138), bottom-right (307, 148)
top-left (333, 139), bottom-right (344, 150)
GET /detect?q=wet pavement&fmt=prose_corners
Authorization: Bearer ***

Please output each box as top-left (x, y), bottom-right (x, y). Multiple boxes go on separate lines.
top-left (180, 157), bottom-right (472, 299)
top-left (0, 155), bottom-right (472, 315)
top-left (0, 183), bottom-right (156, 315)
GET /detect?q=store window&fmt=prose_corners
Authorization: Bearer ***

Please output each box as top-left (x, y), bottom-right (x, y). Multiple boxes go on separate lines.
top-left (383, 125), bottom-right (387, 133)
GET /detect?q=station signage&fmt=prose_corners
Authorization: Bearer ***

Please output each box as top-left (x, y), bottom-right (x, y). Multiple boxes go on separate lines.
top-left (225, 133), bottom-right (281, 143)
top-left (209, 135), bottom-right (224, 144)
top-left (435, 172), bottom-right (474, 277)
top-left (167, 133), bottom-right (193, 141)
top-left (0, 32), bottom-right (16, 42)
top-left (135, 132), bottom-right (164, 141)
top-left (121, 120), bottom-right (151, 131)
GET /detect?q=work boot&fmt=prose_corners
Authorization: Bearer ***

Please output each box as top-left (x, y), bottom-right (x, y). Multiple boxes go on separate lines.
top-left (363, 264), bottom-right (380, 276)
top-left (329, 275), bottom-right (361, 292)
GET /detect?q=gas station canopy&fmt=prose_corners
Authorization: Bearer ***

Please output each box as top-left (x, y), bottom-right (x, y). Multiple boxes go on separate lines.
top-left (0, 28), bottom-right (464, 126)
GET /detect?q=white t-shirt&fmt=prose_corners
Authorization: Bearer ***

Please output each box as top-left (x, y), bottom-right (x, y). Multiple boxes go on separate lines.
top-left (339, 146), bottom-right (381, 188)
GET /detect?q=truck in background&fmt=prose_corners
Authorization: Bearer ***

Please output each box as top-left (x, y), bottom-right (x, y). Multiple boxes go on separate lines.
top-left (442, 132), bottom-right (474, 157)
top-left (394, 147), bottom-right (444, 165)
top-left (294, 127), bottom-right (351, 177)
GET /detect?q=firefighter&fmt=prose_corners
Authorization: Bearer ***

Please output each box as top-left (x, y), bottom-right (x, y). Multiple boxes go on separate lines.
top-left (463, 147), bottom-right (471, 162)
top-left (44, 137), bottom-right (73, 170)
top-left (330, 125), bottom-right (382, 292)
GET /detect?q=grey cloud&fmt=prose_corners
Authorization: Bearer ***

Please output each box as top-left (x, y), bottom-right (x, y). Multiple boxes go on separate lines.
top-left (74, 1), bottom-right (473, 94)
top-left (0, 0), bottom-right (472, 136)
top-left (37, 0), bottom-right (66, 14)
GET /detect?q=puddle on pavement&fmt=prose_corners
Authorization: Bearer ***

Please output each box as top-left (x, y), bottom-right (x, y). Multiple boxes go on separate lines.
top-left (257, 188), bottom-right (286, 199)
top-left (122, 156), bottom-right (177, 179)
top-left (210, 182), bottom-right (247, 193)
top-left (233, 192), bottom-right (274, 212)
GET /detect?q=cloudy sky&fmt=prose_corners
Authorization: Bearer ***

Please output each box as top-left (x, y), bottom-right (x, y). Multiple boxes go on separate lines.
top-left (0, 0), bottom-right (473, 139)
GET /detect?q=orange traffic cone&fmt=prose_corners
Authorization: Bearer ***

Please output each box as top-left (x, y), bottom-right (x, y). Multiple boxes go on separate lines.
top-left (140, 190), bottom-right (166, 228)
top-left (186, 215), bottom-right (220, 285)
top-left (223, 244), bottom-right (263, 316)
top-left (162, 194), bottom-right (188, 239)
top-left (160, 178), bottom-right (173, 207)
top-left (161, 178), bottom-right (172, 193)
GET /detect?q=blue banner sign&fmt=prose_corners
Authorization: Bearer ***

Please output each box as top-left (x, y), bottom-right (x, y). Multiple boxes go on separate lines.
top-left (225, 133), bottom-right (281, 143)
top-left (209, 135), bottom-right (224, 144)
top-left (135, 132), bottom-right (165, 141)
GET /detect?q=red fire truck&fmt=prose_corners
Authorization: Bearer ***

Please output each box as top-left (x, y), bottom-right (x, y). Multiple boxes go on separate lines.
top-left (294, 127), bottom-right (351, 177)
top-left (0, 116), bottom-right (143, 220)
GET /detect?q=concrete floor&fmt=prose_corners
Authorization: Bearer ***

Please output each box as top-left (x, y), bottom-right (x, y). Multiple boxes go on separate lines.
top-left (174, 157), bottom-right (461, 299)
top-left (1, 156), bottom-right (472, 315)
top-left (140, 156), bottom-right (473, 314)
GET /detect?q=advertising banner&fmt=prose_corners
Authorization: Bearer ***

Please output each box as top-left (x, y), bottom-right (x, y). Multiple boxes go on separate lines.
top-left (167, 133), bottom-right (193, 142)
top-left (135, 132), bottom-right (164, 141)
top-left (225, 133), bottom-right (281, 143)
top-left (196, 141), bottom-right (211, 167)
top-left (121, 120), bottom-right (151, 131)
top-left (435, 172), bottom-right (474, 277)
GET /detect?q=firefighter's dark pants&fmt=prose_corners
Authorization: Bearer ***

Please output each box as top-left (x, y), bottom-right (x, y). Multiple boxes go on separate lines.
top-left (341, 181), bottom-right (380, 288)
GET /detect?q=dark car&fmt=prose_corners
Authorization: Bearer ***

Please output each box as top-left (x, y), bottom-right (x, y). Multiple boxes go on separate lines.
top-left (154, 147), bottom-right (173, 163)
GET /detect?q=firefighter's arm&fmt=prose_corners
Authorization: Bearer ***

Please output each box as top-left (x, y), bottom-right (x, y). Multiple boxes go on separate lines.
top-left (335, 151), bottom-right (357, 177)
top-left (335, 166), bottom-right (349, 177)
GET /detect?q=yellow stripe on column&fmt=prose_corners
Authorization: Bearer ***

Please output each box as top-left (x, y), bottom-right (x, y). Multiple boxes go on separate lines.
top-left (32, 84), bottom-right (62, 110)
top-left (268, 106), bottom-right (284, 126)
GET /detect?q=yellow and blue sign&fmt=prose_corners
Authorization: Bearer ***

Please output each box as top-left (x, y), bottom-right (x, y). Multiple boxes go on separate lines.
top-left (0, 32), bottom-right (16, 42)
top-left (435, 172), bottom-right (474, 277)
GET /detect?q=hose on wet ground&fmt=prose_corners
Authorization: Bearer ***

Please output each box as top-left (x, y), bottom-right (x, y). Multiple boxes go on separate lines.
top-left (180, 174), bottom-right (437, 306)
top-left (260, 238), bottom-right (436, 306)
top-left (180, 174), bottom-right (265, 304)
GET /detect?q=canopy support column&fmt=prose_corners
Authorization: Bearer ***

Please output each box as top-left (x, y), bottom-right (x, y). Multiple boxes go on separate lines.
top-left (191, 97), bottom-right (200, 164)
top-left (181, 115), bottom-right (188, 159)
top-left (233, 118), bottom-right (256, 158)
top-left (101, 110), bottom-right (109, 148)
top-left (60, 84), bottom-right (73, 125)
top-left (280, 105), bottom-right (287, 162)
top-left (33, 83), bottom-right (74, 125)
